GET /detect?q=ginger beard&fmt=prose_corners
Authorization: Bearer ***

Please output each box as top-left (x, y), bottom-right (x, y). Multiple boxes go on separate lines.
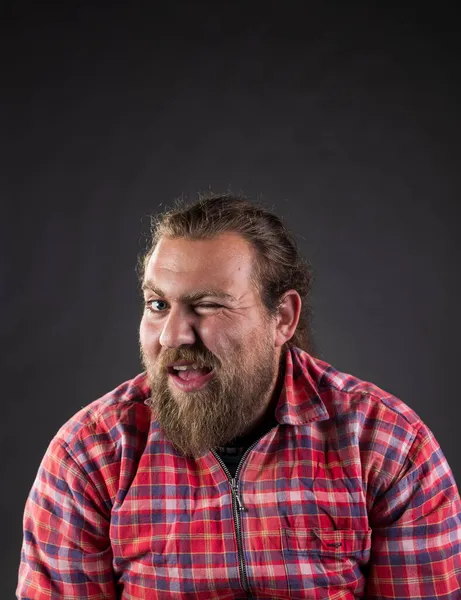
top-left (141, 332), bottom-right (280, 458)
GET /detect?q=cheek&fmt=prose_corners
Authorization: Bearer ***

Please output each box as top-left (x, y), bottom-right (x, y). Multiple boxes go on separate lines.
top-left (202, 314), bottom-right (265, 355)
top-left (139, 315), bottom-right (159, 350)
top-left (196, 316), bottom-right (242, 357)
top-left (196, 320), bottom-right (221, 353)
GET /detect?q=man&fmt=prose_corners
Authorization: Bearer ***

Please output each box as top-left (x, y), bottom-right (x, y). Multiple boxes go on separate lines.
top-left (18, 193), bottom-right (461, 599)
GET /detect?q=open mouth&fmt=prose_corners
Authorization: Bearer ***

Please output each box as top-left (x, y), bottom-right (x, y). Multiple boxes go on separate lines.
top-left (168, 365), bottom-right (213, 380)
top-left (167, 365), bottom-right (215, 391)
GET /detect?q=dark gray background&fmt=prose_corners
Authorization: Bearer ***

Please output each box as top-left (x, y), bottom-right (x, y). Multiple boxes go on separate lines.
top-left (2, 2), bottom-right (460, 596)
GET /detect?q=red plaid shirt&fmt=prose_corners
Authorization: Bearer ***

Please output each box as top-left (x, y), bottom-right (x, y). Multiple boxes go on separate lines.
top-left (18, 348), bottom-right (461, 599)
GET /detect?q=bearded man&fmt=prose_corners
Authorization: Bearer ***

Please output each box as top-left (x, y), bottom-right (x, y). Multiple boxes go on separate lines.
top-left (18, 193), bottom-right (461, 599)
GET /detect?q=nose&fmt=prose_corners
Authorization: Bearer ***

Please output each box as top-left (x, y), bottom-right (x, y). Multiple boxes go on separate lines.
top-left (159, 305), bottom-right (196, 348)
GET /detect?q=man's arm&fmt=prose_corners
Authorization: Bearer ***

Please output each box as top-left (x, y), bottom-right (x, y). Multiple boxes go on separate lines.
top-left (17, 436), bottom-right (116, 599)
top-left (366, 424), bottom-right (461, 599)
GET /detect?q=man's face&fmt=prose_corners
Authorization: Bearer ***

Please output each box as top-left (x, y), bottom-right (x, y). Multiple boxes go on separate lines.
top-left (139, 232), bottom-right (282, 457)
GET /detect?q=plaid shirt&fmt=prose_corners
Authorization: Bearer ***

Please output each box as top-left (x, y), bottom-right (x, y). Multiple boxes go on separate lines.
top-left (18, 348), bottom-right (461, 599)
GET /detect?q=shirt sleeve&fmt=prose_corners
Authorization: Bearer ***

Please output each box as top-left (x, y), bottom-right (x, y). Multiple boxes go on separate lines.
top-left (17, 435), bottom-right (117, 599)
top-left (365, 423), bottom-right (461, 599)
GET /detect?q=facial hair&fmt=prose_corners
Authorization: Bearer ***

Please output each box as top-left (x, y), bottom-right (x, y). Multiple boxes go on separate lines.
top-left (141, 336), bottom-right (279, 458)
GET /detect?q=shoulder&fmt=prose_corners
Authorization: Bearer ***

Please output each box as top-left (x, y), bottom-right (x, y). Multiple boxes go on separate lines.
top-left (31, 374), bottom-right (152, 510)
top-left (52, 372), bottom-right (152, 463)
top-left (323, 360), bottom-right (421, 428)
top-left (294, 348), bottom-right (422, 432)
top-left (291, 349), bottom-right (445, 492)
top-left (291, 349), bottom-right (432, 475)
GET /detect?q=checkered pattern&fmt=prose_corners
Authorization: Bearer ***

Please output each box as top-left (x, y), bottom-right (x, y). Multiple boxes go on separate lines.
top-left (17, 347), bottom-right (461, 598)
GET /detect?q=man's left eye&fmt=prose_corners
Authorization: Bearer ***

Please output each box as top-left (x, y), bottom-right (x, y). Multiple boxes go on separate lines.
top-left (195, 304), bottom-right (221, 310)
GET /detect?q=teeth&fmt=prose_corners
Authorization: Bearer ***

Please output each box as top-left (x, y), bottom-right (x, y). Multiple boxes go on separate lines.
top-left (173, 364), bottom-right (199, 371)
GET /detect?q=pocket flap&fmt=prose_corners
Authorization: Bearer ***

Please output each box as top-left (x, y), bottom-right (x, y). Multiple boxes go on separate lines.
top-left (284, 528), bottom-right (371, 557)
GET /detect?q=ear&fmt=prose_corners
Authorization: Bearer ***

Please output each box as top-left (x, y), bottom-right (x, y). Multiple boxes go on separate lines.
top-left (273, 290), bottom-right (302, 348)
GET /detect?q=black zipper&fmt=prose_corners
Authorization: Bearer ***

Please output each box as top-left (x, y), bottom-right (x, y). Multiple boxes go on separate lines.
top-left (211, 427), bottom-right (277, 599)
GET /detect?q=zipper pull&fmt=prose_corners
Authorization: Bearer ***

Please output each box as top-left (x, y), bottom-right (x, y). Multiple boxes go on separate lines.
top-left (231, 479), bottom-right (246, 512)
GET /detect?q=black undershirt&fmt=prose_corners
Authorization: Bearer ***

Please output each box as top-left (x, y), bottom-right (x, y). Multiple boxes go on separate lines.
top-left (216, 413), bottom-right (278, 478)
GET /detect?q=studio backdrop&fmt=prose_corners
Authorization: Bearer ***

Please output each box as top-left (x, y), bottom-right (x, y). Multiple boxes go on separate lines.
top-left (2, 3), bottom-right (460, 598)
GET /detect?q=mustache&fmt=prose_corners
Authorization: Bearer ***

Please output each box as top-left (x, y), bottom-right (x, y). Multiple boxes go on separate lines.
top-left (141, 346), bottom-right (221, 371)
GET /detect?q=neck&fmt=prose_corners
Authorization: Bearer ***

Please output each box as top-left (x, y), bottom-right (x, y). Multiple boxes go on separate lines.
top-left (240, 351), bottom-right (285, 437)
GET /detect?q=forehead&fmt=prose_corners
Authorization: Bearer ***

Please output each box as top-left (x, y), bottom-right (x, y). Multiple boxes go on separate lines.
top-left (144, 233), bottom-right (257, 296)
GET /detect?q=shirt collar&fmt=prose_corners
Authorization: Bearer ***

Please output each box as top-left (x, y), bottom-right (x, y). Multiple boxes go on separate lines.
top-left (275, 347), bottom-right (330, 426)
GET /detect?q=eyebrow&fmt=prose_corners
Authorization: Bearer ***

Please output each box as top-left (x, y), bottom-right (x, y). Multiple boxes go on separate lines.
top-left (141, 280), bottom-right (237, 303)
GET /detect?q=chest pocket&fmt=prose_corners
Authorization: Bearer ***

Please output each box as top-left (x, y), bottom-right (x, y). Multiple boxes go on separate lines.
top-left (282, 528), bottom-right (372, 599)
